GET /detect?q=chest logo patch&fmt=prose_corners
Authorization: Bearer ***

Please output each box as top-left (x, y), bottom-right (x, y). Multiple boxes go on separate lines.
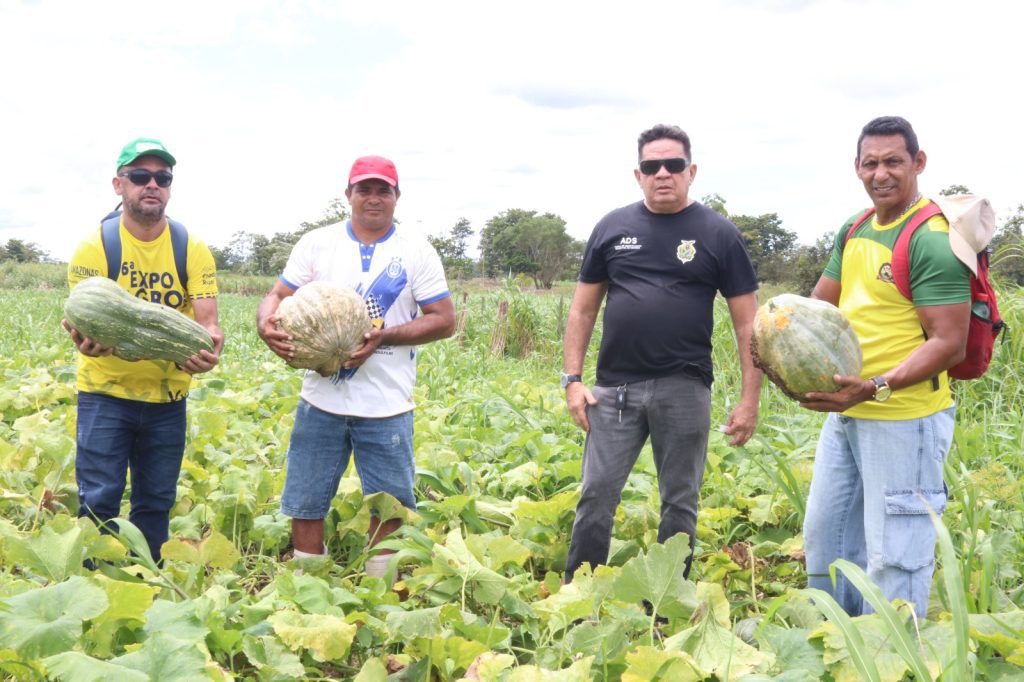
top-left (676, 240), bottom-right (696, 264)
top-left (387, 258), bottom-right (404, 278)
top-left (876, 263), bottom-right (894, 284)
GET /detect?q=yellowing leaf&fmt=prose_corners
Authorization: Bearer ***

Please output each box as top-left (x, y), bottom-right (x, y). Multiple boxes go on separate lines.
top-left (268, 610), bottom-right (357, 662)
top-left (161, 530), bottom-right (240, 569)
top-left (623, 646), bottom-right (704, 682)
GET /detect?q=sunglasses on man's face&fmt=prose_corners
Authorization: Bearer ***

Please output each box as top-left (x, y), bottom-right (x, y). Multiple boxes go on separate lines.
top-left (119, 169), bottom-right (174, 188)
top-left (638, 158), bottom-right (690, 175)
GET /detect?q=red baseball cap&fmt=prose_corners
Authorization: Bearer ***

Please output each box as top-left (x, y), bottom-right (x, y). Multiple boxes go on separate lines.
top-left (348, 155), bottom-right (398, 187)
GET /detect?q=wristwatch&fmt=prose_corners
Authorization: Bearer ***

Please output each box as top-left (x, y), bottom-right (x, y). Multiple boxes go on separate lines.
top-left (560, 373), bottom-right (582, 389)
top-left (870, 376), bottom-right (892, 402)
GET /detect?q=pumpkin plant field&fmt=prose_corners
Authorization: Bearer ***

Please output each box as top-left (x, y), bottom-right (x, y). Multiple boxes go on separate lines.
top-left (1, 282), bottom-right (1023, 681)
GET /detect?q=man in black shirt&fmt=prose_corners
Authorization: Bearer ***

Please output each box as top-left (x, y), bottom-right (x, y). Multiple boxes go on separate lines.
top-left (562, 124), bottom-right (763, 582)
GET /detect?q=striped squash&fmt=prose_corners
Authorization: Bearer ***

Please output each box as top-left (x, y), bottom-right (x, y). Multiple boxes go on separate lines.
top-left (64, 276), bottom-right (213, 365)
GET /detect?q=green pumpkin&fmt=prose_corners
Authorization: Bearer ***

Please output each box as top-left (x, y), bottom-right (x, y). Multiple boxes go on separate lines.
top-left (64, 276), bottom-right (213, 365)
top-left (276, 281), bottom-right (372, 377)
top-left (751, 294), bottom-right (863, 401)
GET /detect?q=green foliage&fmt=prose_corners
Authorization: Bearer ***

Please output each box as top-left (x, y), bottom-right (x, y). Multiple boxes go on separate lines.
top-left (0, 238), bottom-right (49, 263)
top-left (429, 217), bottom-right (476, 280)
top-left (218, 199), bottom-right (349, 275)
top-left (939, 184), bottom-right (972, 196)
top-left (0, 283), bottom-right (1023, 679)
top-left (733, 212), bottom-right (798, 282)
top-left (992, 203), bottom-right (1024, 285)
top-left (478, 208), bottom-right (584, 287)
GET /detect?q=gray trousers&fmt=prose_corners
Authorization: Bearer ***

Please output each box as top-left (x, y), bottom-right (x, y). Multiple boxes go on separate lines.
top-left (565, 372), bottom-right (711, 582)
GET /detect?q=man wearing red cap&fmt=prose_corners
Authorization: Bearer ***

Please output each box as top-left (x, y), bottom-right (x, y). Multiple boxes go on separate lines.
top-left (258, 155), bottom-right (455, 579)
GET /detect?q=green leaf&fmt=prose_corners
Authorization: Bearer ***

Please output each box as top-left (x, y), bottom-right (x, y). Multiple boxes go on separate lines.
top-left (241, 635), bottom-right (306, 681)
top-left (431, 529), bottom-right (509, 605)
top-left (511, 490), bottom-right (577, 530)
top-left (353, 656), bottom-right (389, 682)
top-left (362, 491), bottom-right (420, 525)
top-left (86, 575), bottom-right (161, 657)
top-left (161, 530), bottom-right (241, 569)
top-left (0, 576), bottom-right (107, 658)
top-left (663, 595), bottom-right (774, 678)
top-left (465, 533), bottom-right (532, 569)
top-left (967, 611), bottom-right (1024, 659)
top-left (760, 624), bottom-right (826, 678)
top-left (566, 620), bottom-right (628, 665)
top-left (42, 651), bottom-right (149, 682)
top-left (385, 606), bottom-right (444, 641)
top-left (142, 599), bottom-right (209, 645)
top-left (5, 522), bottom-right (85, 581)
top-left (462, 652), bottom-right (515, 681)
top-left (803, 587), bottom-right (881, 682)
top-left (268, 610), bottom-right (357, 662)
top-left (407, 635), bottom-right (490, 677)
top-left (622, 646), bottom-right (704, 682)
top-left (832, 559), bottom-right (933, 681)
top-left (533, 581), bottom-right (595, 630)
top-left (930, 507), bottom-right (971, 680)
top-left (612, 533), bottom-right (698, 619)
top-left (111, 631), bottom-right (210, 681)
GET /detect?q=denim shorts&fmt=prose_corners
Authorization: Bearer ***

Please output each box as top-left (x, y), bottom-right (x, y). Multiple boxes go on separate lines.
top-left (280, 399), bottom-right (416, 519)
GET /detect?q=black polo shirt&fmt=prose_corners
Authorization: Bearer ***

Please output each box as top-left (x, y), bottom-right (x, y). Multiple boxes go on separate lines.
top-left (579, 200), bottom-right (758, 387)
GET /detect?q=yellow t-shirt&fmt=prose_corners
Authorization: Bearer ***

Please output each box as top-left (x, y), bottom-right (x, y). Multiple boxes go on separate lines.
top-left (822, 197), bottom-right (970, 420)
top-left (67, 220), bottom-right (218, 403)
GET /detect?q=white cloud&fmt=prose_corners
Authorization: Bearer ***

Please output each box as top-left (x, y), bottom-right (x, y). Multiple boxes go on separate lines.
top-left (2, 0), bottom-right (1022, 262)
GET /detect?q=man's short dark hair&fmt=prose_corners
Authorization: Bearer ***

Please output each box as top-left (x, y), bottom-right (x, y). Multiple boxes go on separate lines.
top-left (857, 116), bottom-right (919, 160)
top-left (638, 124), bottom-right (691, 161)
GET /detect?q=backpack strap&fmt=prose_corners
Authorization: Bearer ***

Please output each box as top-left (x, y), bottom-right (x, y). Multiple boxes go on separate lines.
top-left (98, 212), bottom-right (189, 290)
top-left (100, 215), bottom-right (123, 280)
top-left (167, 218), bottom-right (189, 290)
top-left (842, 208), bottom-right (876, 248)
top-left (890, 202), bottom-right (943, 301)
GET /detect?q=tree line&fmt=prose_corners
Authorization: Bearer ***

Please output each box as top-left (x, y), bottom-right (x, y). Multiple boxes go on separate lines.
top-left (7, 189), bottom-right (1023, 289)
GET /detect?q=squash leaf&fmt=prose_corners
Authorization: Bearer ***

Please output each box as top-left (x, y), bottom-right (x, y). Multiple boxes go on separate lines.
top-left (612, 533), bottom-right (698, 619)
top-left (0, 576), bottom-right (107, 658)
top-left (268, 610), bottom-right (357, 662)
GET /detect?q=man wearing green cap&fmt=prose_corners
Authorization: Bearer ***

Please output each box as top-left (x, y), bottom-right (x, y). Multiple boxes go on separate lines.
top-left (63, 137), bottom-right (224, 563)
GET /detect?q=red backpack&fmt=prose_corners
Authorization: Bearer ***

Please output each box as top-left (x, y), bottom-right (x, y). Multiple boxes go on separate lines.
top-left (844, 198), bottom-right (1006, 380)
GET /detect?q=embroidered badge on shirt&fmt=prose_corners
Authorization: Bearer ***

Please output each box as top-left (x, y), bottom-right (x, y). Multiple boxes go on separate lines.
top-left (877, 263), bottom-right (894, 284)
top-left (677, 240), bottom-right (696, 264)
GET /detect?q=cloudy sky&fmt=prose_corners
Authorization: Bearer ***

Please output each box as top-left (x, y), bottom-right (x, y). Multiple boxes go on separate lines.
top-left (2, 0), bottom-right (1022, 262)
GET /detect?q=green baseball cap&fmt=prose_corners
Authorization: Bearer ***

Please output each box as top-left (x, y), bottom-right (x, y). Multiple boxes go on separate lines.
top-left (116, 137), bottom-right (177, 169)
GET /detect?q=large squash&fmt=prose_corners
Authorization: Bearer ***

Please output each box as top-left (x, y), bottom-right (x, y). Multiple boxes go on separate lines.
top-left (751, 294), bottom-right (862, 401)
top-left (276, 281), bottom-right (372, 377)
top-left (64, 276), bottom-right (214, 365)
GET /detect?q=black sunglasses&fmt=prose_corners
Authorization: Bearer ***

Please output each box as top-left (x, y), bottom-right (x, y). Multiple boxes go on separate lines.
top-left (119, 169), bottom-right (174, 188)
top-left (639, 158), bottom-right (690, 175)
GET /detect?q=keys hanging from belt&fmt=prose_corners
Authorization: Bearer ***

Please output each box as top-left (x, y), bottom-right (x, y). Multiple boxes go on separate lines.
top-left (616, 384), bottom-right (627, 423)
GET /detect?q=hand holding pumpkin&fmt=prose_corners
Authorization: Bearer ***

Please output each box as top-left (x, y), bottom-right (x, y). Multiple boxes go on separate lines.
top-left (258, 312), bottom-right (295, 360)
top-left (344, 328), bottom-right (383, 369)
top-left (61, 319), bottom-right (116, 358)
top-left (799, 374), bottom-right (875, 412)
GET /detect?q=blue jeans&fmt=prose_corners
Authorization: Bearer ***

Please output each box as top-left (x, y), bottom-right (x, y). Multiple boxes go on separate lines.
top-left (565, 372), bottom-right (711, 582)
top-left (803, 408), bottom-right (954, 617)
top-left (76, 392), bottom-right (187, 562)
top-left (280, 400), bottom-right (416, 519)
